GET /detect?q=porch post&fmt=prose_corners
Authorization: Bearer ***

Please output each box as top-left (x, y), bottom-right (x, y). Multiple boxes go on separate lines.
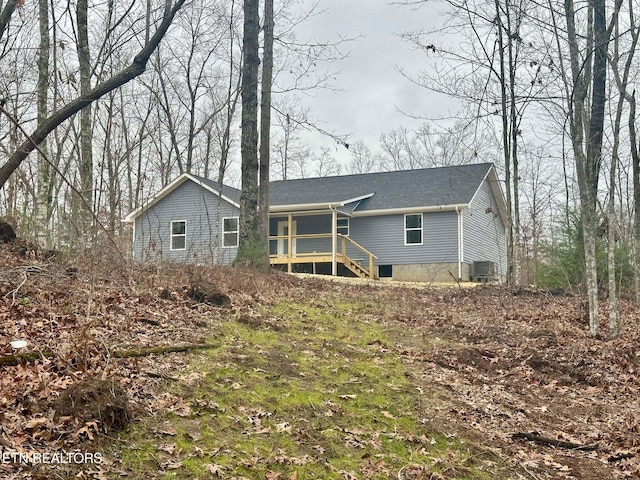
top-left (332, 208), bottom-right (337, 276)
top-left (287, 213), bottom-right (293, 273)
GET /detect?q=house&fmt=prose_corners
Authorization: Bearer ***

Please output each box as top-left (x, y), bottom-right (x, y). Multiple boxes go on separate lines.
top-left (124, 163), bottom-right (508, 282)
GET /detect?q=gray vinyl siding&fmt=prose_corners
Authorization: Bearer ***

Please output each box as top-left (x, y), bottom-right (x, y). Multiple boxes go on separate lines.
top-left (463, 179), bottom-right (507, 276)
top-left (349, 211), bottom-right (459, 266)
top-left (270, 215), bottom-right (333, 255)
top-left (133, 180), bottom-right (239, 265)
top-left (268, 212), bottom-right (458, 265)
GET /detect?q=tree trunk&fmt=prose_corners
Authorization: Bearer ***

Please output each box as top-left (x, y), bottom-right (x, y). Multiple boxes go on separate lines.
top-left (35, 0), bottom-right (51, 246)
top-left (608, 155), bottom-right (620, 339)
top-left (606, 7), bottom-right (638, 336)
top-left (259, 0), bottom-right (274, 243)
top-left (630, 94), bottom-right (640, 306)
top-left (562, 0), bottom-right (619, 338)
top-left (0, 0), bottom-right (17, 43)
top-left (235, 0), bottom-right (268, 269)
top-left (506, 1), bottom-right (521, 287)
top-left (494, 0), bottom-right (514, 286)
top-left (584, 0), bottom-right (607, 337)
top-left (77, 0), bottom-right (93, 236)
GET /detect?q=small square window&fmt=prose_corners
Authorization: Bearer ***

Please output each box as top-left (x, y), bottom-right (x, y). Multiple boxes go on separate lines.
top-left (171, 221), bottom-right (186, 250)
top-left (337, 217), bottom-right (349, 236)
top-left (405, 214), bottom-right (423, 245)
top-left (223, 217), bottom-right (239, 248)
top-left (378, 265), bottom-right (393, 278)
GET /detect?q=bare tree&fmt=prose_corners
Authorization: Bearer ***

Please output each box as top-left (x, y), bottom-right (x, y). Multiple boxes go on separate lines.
top-left (348, 140), bottom-right (376, 174)
top-left (35, 0), bottom-right (51, 244)
top-left (0, 0), bottom-right (188, 196)
top-left (607, 1), bottom-right (640, 337)
top-left (552, 0), bottom-right (622, 337)
top-left (76, 0), bottom-right (93, 234)
top-left (259, 0), bottom-right (274, 241)
top-left (235, 0), bottom-right (267, 268)
top-left (313, 147), bottom-right (341, 178)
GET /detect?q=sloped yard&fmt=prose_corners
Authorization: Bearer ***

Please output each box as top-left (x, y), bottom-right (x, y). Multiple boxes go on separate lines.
top-left (0, 244), bottom-right (638, 479)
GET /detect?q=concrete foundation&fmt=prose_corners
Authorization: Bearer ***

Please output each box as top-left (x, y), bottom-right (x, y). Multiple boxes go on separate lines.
top-left (390, 263), bottom-right (471, 283)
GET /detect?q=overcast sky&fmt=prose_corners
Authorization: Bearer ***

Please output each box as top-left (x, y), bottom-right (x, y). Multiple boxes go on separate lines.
top-left (292, 0), bottom-right (452, 165)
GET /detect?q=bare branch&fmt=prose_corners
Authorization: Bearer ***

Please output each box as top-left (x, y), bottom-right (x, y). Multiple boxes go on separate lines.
top-left (0, 0), bottom-right (187, 190)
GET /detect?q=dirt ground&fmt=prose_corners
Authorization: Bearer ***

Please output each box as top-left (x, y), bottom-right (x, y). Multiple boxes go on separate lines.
top-left (0, 245), bottom-right (638, 479)
top-left (389, 286), bottom-right (637, 479)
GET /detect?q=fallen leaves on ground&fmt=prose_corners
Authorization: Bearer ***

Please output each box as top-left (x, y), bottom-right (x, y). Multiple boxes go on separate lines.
top-left (1, 242), bottom-right (639, 478)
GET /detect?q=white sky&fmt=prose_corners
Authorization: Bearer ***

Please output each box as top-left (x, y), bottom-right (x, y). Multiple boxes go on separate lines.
top-left (292, 0), bottom-right (453, 164)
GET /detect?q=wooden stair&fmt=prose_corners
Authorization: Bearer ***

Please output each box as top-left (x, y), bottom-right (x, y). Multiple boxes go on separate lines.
top-left (343, 256), bottom-right (370, 279)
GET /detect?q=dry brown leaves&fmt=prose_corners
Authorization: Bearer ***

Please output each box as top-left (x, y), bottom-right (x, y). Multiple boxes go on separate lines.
top-left (2, 242), bottom-right (640, 479)
top-left (371, 283), bottom-right (640, 479)
top-left (0, 244), bottom-right (299, 479)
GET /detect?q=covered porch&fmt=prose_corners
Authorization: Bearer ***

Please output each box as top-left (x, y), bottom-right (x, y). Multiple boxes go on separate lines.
top-left (268, 210), bottom-right (377, 279)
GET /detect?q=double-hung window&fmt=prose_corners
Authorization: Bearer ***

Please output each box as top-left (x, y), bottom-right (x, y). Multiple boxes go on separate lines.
top-left (404, 214), bottom-right (423, 245)
top-left (223, 217), bottom-right (239, 247)
top-left (170, 221), bottom-right (186, 250)
top-left (337, 217), bottom-right (349, 236)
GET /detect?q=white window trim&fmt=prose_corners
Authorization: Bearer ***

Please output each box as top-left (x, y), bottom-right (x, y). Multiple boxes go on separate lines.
top-left (404, 213), bottom-right (423, 246)
top-left (170, 220), bottom-right (187, 251)
top-left (337, 217), bottom-right (349, 237)
top-left (222, 216), bottom-right (239, 248)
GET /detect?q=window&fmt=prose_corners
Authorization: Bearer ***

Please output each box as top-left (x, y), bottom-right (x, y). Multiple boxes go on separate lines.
top-left (223, 217), bottom-right (239, 247)
top-left (337, 217), bottom-right (349, 236)
top-left (378, 265), bottom-right (393, 278)
top-left (404, 213), bottom-right (423, 245)
top-left (170, 221), bottom-right (186, 250)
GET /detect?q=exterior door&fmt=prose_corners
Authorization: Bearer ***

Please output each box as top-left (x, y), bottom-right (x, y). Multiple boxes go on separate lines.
top-left (277, 221), bottom-right (297, 256)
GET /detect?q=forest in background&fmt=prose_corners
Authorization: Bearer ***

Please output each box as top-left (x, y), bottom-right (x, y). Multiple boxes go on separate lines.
top-left (0, 0), bottom-right (638, 337)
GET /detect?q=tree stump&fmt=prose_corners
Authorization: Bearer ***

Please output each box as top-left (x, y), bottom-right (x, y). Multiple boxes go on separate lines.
top-left (188, 280), bottom-right (231, 306)
top-left (52, 377), bottom-right (131, 431)
top-left (0, 221), bottom-right (16, 243)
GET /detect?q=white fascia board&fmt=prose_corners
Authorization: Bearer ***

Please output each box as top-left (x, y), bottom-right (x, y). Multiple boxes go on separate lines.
top-left (269, 202), bottom-right (338, 212)
top-left (468, 165), bottom-right (508, 226)
top-left (269, 193), bottom-right (374, 214)
top-left (123, 173), bottom-right (240, 223)
top-left (185, 173), bottom-right (240, 208)
top-left (468, 166), bottom-right (492, 206)
top-left (487, 169), bottom-right (509, 226)
top-left (341, 192), bottom-right (375, 205)
top-left (269, 209), bottom-right (334, 217)
top-left (123, 173), bottom-right (190, 222)
top-left (352, 204), bottom-right (469, 217)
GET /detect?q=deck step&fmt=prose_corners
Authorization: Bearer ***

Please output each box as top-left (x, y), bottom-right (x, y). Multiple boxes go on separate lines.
top-left (344, 257), bottom-right (369, 279)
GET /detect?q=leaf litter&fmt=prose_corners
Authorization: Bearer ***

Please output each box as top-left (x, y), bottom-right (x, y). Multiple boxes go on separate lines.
top-left (0, 243), bottom-right (637, 478)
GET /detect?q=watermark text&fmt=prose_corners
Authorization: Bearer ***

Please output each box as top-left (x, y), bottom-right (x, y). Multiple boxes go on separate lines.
top-left (1, 451), bottom-right (103, 465)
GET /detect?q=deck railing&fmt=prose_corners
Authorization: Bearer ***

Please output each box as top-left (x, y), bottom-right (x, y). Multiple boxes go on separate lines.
top-left (268, 233), bottom-right (377, 278)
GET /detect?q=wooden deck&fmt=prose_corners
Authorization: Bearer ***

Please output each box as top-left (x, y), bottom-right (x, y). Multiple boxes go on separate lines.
top-left (269, 233), bottom-right (377, 279)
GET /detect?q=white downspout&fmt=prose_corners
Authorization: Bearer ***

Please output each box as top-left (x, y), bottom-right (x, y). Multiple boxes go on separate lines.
top-left (460, 209), bottom-right (464, 279)
top-left (332, 207), bottom-right (337, 276)
top-left (456, 207), bottom-right (463, 280)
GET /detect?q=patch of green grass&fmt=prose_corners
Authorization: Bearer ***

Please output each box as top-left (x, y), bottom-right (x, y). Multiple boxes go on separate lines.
top-left (109, 296), bottom-right (511, 479)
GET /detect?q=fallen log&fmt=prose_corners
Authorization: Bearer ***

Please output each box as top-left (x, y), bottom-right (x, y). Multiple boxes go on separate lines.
top-left (512, 432), bottom-right (598, 451)
top-left (111, 343), bottom-right (218, 358)
top-left (0, 343), bottom-right (218, 367)
top-left (0, 350), bottom-right (55, 366)
top-left (608, 451), bottom-right (636, 462)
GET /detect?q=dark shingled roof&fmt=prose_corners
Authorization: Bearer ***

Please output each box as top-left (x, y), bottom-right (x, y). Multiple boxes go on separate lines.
top-left (125, 163), bottom-right (500, 223)
top-left (268, 163), bottom-right (495, 211)
top-left (191, 175), bottom-right (242, 204)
